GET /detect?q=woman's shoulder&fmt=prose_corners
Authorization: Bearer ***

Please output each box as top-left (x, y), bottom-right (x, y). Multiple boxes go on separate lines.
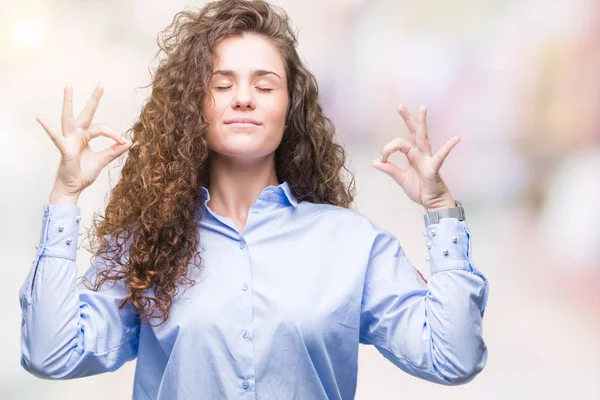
top-left (296, 201), bottom-right (382, 237)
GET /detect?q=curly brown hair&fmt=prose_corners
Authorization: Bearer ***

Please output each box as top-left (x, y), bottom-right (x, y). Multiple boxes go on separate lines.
top-left (82, 0), bottom-right (357, 328)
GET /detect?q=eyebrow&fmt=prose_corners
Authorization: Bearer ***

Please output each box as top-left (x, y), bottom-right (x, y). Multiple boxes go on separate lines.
top-left (211, 69), bottom-right (282, 80)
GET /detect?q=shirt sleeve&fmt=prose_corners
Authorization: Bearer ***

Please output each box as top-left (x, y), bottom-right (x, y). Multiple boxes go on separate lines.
top-left (18, 203), bottom-right (140, 379)
top-left (359, 217), bottom-right (489, 385)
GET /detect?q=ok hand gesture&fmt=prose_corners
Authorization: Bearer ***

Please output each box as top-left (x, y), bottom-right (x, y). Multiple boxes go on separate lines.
top-left (37, 83), bottom-right (132, 204)
top-left (372, 105), bottom-right (459, 211)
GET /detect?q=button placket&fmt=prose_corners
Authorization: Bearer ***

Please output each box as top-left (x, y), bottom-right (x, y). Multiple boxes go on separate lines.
top-left (241, 329), bottom-right (253, 341)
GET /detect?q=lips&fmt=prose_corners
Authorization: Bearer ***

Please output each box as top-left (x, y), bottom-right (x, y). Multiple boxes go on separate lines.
top-left (224, 118), bottom-right (262, 125)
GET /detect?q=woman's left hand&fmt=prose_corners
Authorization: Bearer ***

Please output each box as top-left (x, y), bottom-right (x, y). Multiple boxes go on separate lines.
top-left (371, 104), bottom-right (459, 211)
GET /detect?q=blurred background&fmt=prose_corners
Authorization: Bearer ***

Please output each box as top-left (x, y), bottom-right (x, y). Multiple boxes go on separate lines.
top-left (2, 0), bottom-right (599, 398)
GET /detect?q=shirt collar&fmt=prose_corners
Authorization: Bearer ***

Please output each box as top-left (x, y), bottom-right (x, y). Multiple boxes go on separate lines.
top-left (200, 180), bottom-right (298, 209)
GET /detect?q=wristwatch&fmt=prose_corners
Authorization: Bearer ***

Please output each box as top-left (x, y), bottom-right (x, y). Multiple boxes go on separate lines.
top-left (423, 200), bottom-right (465, 227)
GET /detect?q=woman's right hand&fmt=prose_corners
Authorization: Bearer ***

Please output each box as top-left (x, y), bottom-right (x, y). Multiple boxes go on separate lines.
top-left (37, 83), bottom-right (132, 205)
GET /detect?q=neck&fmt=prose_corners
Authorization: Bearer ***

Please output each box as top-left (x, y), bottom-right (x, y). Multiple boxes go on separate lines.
top-left (206, 152), bottom-right (279, 220)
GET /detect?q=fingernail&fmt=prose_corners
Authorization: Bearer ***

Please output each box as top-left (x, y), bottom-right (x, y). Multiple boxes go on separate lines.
top-left (121, 136), bottom-right (128, 144)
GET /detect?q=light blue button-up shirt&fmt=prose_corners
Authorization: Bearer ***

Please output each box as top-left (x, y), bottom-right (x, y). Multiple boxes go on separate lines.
top-left (19, 181), bottom-right (489, 399)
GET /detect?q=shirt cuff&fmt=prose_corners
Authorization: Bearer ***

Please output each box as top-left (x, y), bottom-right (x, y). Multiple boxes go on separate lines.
top-left (424, 217), bottom-right (472, 275)
top-left (37, 203), bottom-right (82, 262)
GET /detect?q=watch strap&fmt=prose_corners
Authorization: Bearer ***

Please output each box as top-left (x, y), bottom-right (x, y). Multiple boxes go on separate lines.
top-left (423, 200), bottom-right (465, 227)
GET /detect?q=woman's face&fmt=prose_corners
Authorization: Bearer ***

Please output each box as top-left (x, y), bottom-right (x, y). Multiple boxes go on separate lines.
top-left (203, 33), bottom-right (289, 161)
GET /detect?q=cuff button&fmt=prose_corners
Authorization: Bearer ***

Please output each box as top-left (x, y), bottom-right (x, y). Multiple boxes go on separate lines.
top-left (452, 236), bottom-right (457, 243)
top-left (76, 216), bottom-right (82, 222)
top-left (66, 237), bottom-right (73, 245)
top-left (443, 249), bottom-right (449, 256)
top-left (58, 225), bottom-right (64, 232)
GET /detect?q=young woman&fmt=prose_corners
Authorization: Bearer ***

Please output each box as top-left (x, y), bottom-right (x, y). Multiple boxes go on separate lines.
top-left (19, 0), bottom-right (489, 398)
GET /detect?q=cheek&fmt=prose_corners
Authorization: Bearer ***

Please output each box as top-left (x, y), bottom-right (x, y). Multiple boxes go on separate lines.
top-left (265, 97), bottom-right (289, 125)
top-left (203, 95), bottom-right (221, 123)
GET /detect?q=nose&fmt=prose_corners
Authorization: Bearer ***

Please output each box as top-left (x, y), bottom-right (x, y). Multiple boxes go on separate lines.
top-left (230, 85), bottom-right (256, 110)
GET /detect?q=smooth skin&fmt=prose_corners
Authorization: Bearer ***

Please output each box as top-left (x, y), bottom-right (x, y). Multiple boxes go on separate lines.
top-left (371, 104), bottom-right (459, 212)
top-left (36, 83), bottom-right (132, 205)
top-left (202, 33), bottom-right (289, 233)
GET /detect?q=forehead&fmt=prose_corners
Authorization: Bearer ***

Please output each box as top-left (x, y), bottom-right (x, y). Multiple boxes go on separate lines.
top-left (212, 33), bottom-right (286, 77)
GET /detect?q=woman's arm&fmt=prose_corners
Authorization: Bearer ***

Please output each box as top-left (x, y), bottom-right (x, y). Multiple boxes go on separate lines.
top-left (359, 217), bottom-right (489, 385)
top-left (19, 203), bottom-right (140, 379)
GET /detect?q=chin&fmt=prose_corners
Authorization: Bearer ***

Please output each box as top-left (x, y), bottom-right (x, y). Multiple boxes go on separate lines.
top-left (212, 145), bottom-right (277, 160)
top-left (210, 136), bottom-right (281, 158)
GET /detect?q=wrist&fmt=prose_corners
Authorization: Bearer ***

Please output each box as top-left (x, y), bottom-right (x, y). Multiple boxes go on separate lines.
top-left (49, 190), bottom-right (80, 206)
top-left (424, 196), bottom-right (456, 212)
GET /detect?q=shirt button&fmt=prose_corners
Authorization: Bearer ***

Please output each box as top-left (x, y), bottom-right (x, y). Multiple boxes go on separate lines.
top-left (241, 283), bottom-right (248, 291)
top-left (242, 330), bottom-right (251, 339)
top-left (242, 380), bottom-right (250, 390)
top-left (239, 241), bottom-right (246, 249)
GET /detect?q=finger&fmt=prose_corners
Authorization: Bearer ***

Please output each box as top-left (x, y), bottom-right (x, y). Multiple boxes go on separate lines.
top-left (36, 116), bottom-right (66, 152)
top-left (88, 123), bottom-right (128, 145)
top-left (380, 137), bottom-right (419, 166)
top-left (76, 83), bottom-right (104, 129)
top-left (416, 105), bottom-right (432, 156)
top-left (98, 141), bottom-right (132, 167)
top-left (397, 105), bottom-right (418, 145)
top-left (371, 158), bottom-right (407, 187)
top-left (431, 136), bottom-right (460, 172)
top-left (61, 83), bottom-right (77, 136)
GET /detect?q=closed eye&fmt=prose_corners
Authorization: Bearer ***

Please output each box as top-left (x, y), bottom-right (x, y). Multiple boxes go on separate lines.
top-left (214, 86), bottom-right (273, 92)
